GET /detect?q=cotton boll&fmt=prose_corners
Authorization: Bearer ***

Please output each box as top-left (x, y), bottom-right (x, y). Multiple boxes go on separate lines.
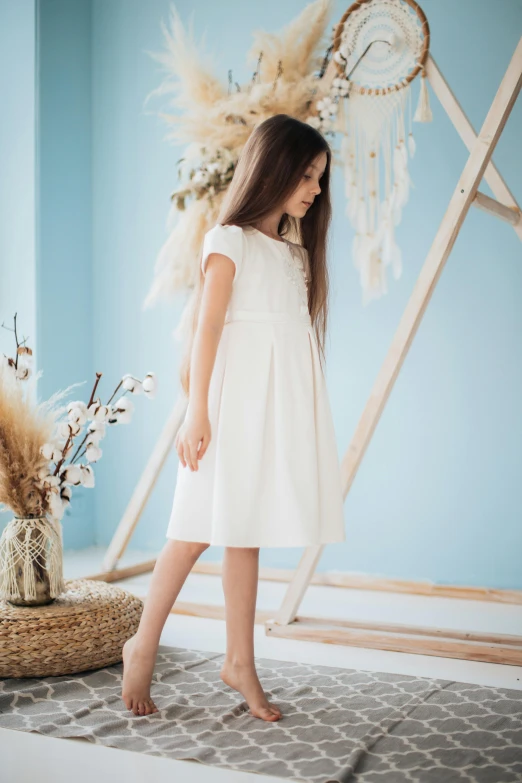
top-left (62, 464), bottom-right (83, 486)
top-left (88, 399), bottom-right (112, 422)
top-left (86, 430), bottom-right (103, 446)
top-left (61, 485), bottom-right (72, 503)
top-left (67, 400), bottom-right (88, 416)
top-left (87, 421), bottom-right (106, 442)
top-left (46, 442), bottom-right (64, 461)
top-left (17, 345), bottom-right (33, 361)
top-left (68, 401), bottom-right (88, 426)
top-left (58, 421), bottom-right (80, 440)
top-left (40, 442), bottom-right (55, 460)
top-left (122, 374), bottom-right (143, 394)
top-left (85, 443), bottom-right (102, 463)
top-left (78, 465), bottom-right (95, 488)
top-left (41, 474), bottom-right (61, 489)
top-left (37, 465), bottom-right (52, 480)
top-left (142, 373), bottom-right (157, 398)
top-left (107, 409), bottom-right (132, 425)
top-left (48, 492), bottom-right (65, 521)
top-left (114, 396), bottom-right (134, 414)
top-left (15, 364), bottom-right (31, 380)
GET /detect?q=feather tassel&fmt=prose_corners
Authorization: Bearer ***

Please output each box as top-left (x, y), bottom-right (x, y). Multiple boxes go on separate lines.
top-left (413, 71), bottom-right (432, 123)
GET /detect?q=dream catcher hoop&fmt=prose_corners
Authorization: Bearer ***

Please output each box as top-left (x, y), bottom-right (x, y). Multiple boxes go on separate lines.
top-left (332, 0), bottom-right (431, 303)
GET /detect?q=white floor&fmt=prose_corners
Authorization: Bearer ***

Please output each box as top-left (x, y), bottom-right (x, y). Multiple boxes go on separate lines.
top-left (3, 547), bottom-right (522, 783)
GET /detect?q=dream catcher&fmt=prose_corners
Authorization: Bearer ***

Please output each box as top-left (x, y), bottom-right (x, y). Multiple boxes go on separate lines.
top-left (327, 0), bottom-right (431, 303)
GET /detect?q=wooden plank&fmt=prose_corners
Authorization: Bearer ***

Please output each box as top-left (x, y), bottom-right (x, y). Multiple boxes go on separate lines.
top-left (169, 600), bottom-right (273, 626)
top-left (273, 37), bottom-right (522, 631)
top-left (101, 392), bottom-right (188, 572)
top-left (287, 614), bottom-right (522, 647)
top-left (86, 560), bottom-right (156, 582)
top-left (190, 564), bottom-right (522, 604)
top-left (473, 190), bottom-right (521, 225)
top-left (265, 619), bottom-right (522, 666)
top-left (426, 52), bottom-right (522, 242)
top-left (86, 560), bottom-right (522, 605)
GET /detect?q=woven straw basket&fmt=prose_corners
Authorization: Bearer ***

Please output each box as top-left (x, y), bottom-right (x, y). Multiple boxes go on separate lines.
top-left (0, 578), bottom-right (143, 678)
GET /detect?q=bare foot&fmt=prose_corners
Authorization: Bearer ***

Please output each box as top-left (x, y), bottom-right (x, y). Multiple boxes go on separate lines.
top-left (220, 660), bottom-right (282, 721)
top-left (121, 634), bottom-right (159, 716)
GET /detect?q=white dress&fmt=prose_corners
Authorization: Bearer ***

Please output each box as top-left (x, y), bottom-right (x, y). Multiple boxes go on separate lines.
top-left (166, 223), bottom-right (346, 547)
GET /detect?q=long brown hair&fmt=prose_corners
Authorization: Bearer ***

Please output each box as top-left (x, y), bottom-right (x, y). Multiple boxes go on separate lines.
top-left (180, 113), bottom-right (332, 397)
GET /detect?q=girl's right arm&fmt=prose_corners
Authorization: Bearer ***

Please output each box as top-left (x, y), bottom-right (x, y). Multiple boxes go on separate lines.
top-left (174, 252), bottom-right (235, 471)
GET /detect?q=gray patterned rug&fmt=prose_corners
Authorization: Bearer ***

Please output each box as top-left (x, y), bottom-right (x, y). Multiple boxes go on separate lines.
top-left (0, 644), bottom-right (521, 782)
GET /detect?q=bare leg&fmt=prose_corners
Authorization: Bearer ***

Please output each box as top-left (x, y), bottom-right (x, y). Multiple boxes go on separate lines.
top-left (122, 538), bottom-right (209, 716)
top-left (220, 547), bottom-right (282, 721)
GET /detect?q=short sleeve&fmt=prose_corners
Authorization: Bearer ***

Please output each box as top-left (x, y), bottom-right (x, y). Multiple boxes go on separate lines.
top-left (201, 224), bottom-right (244, 282)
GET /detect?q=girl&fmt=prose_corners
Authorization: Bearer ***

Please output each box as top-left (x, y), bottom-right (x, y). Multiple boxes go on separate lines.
top-left (122, 113), bottom-right (346, 722)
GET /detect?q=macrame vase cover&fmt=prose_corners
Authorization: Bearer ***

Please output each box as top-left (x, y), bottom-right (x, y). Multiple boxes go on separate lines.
top-left (333, 0), bottom-right (432, 304)
top-left (0, 516), bottom-right (64, 603)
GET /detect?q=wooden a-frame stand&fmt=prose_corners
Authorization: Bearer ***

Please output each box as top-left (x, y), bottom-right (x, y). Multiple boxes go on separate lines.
top-left (94, 38), bottom-right (522, 666)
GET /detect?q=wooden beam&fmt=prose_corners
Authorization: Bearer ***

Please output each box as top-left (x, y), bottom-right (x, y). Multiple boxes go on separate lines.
top-left (273, 37), bottom-right (522, 630)
top-left (274, 546), bottom-right (323, 626)
top-left (473, 190), bottom-right (521, 225)
top-left (425, 52), bottom-right (522, 242)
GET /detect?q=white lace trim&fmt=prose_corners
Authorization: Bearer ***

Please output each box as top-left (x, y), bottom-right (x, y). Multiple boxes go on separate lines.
top-left (282, 241), bottom-right (309, 309)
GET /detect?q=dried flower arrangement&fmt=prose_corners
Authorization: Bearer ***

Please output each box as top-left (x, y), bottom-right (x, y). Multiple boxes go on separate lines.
top-left (0, 314), bottom-right (157, 604)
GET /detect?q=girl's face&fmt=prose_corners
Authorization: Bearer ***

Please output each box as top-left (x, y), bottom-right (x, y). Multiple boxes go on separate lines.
top-left (283, 151), bottom-right (327, 218)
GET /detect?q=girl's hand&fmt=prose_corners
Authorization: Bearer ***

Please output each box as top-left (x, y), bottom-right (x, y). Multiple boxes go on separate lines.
top-left (175, 407), bottom-right (211, 471)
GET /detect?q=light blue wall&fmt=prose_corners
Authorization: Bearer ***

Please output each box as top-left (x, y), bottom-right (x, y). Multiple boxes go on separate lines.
top-left (3, 0), bottom-right (521, 587)
top-left (36, 0), bottom-right (94, 547)
top-left (0, 0), bottom-right (37, 533)
top-left (0, 0), bottom-right (94, 547)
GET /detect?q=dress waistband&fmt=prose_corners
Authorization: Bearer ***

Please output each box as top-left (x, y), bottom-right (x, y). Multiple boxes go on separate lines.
top-left (224, 307), bottom-right (312, 327)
